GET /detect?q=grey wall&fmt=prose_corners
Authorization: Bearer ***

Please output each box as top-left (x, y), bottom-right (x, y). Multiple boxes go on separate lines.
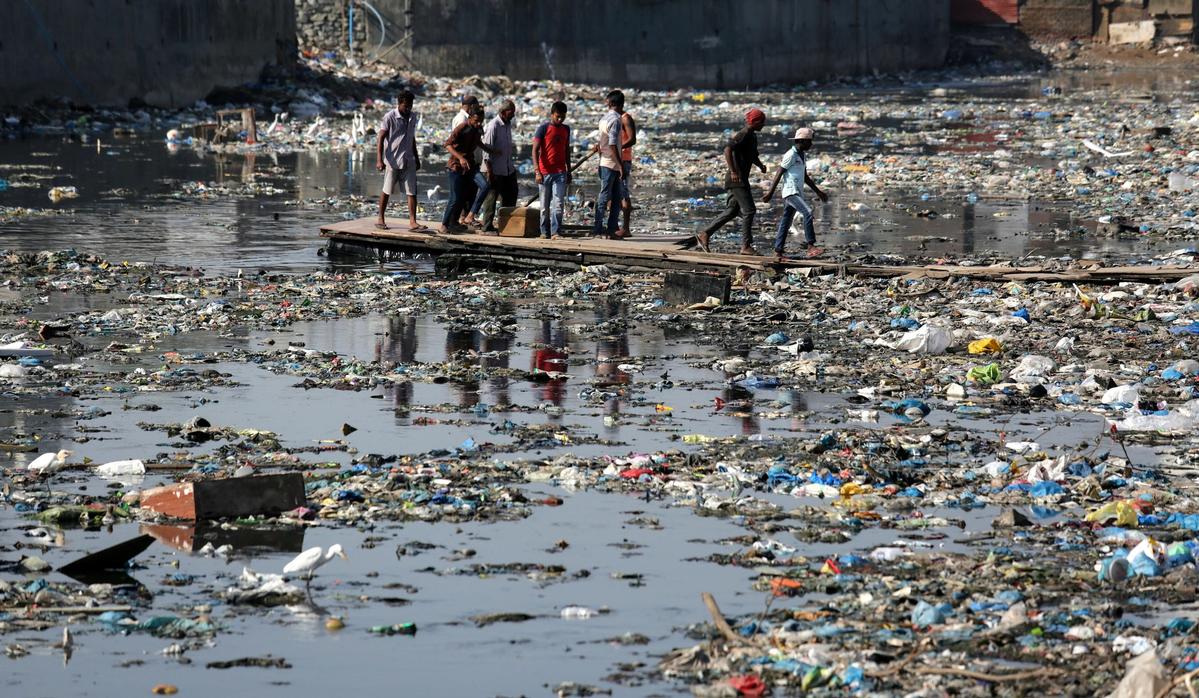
top-left (0, 0), bottom-right (296, 108)
top-left (394, 0), bottom-right (947, 88)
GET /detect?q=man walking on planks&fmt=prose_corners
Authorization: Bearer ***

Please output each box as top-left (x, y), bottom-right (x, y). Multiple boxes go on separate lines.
top-left (441, 105), bottom-right (493, 234)
top-left (761, 127), bottom-right (828, 261)
top-left (452, 95), bottom-right (487, 228)
top-left (533, 101), bottom-right (571, 239)
top-left (695, 108), bottom-right (768, 255)
top-left (375, 90), bottom-right (427, 232)
top-left (477, 101), bottom-right (519, 232)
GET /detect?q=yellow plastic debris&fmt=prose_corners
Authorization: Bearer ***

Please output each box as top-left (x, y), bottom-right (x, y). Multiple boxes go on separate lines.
top-left (968, 337), bottom-right (1002, 354)
top-left (1085, 500), bottom-right (1138, 528)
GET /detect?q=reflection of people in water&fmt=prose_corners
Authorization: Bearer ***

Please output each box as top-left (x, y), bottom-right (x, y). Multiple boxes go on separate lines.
top-left (377, 316), bottom-right (417, 413)
top-left (785, 388), bottom-right (808, 432)
top-left (718, 341), bottom-right (759, 435)
top-left (481, 333), bottom-right (511, 406)
top-left (532, 319), bottom-right (568, 408)
top-left (594, 298), bottom-right (631, 416)
top-left (445, 327), bottom-right (481, 408)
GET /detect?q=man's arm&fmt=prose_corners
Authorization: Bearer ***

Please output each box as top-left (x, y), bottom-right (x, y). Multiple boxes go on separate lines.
top-left (753, 151), bottom-right (767, 173)
top-left (376, 127), bottom-right (388, 171)
top-left (621, 114), bottom-right (637, 150)
top-left (723, 144), bottom-right (739, 184)
top-left (805, 173), bottom-right (828, 202)
top-left (532, 138), bottom-right (544, 183)
top-left (481, 121), bottom-right (496, 177)
top-left (607, 117), bottom-right (622, 177)
top-left (445, 125), bottom-right (470, 169)
top-left (762, 167), bottom-right (785, 202)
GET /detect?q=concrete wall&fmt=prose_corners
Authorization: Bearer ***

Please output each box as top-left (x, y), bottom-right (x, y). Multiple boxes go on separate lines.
top-left (0, 0), bottom-right (296, 108)
top-left (383, 0), bottom-right (948, 88)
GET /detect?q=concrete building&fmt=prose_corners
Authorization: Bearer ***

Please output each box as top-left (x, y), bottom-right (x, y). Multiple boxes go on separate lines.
top-left (301, 0), bottom-right (950, 88)
top-left (0, 0), bottom-right (296, 108)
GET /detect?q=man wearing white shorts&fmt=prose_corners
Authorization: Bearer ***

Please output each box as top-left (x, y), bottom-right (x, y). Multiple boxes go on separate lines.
top-left (375, 90), bottom-right (428, 231)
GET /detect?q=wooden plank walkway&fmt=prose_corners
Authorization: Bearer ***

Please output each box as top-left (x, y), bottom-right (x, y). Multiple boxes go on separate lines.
top-left (320, 217), bottom-right (1199, 284)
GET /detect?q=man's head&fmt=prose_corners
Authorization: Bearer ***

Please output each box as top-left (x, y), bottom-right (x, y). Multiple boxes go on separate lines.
top-left (461, 94), bottom-right (479, 111)
top-left (745, 108), bottom-right (766, 132)
top-left (499, 100), bottom-right (516, 123)
top-left (550, 101), bottom-right (567, 124)
top-left (397, 90), bottom-right (415, 113)
top-left (467, 105), bottom-right (485, 127)
top-left (606, 90), bottom-right (624, 111)
top-left (793, 127), bottom-right (814, 151)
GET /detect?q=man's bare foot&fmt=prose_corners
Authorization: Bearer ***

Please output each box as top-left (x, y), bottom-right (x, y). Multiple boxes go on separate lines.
top-left (374, 220), bottom-right (388, 230)
top-left (695, 232), bottom-right (711, 252)
top-left (775, 252), bottom-right (785, 263)
top-left (739, 247), bottom-right (758, 256)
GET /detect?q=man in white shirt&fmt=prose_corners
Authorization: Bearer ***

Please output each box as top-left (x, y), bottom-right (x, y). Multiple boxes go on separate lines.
top-left (761, 127), bottom-right (829, 261)
top-left (591, 90), bottom-right (625, 238)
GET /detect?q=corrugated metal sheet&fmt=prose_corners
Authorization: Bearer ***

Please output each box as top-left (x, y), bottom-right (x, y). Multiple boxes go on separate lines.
top-left (951, 0), bottom-right (1020, 25)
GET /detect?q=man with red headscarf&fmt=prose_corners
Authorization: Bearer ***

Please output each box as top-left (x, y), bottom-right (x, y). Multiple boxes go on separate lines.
top-left (695, 108), bottom-right (768, 255)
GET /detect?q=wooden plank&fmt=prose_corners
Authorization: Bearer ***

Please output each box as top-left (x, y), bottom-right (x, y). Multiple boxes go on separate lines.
top-left (319, 217), bottom-right (1199, 285)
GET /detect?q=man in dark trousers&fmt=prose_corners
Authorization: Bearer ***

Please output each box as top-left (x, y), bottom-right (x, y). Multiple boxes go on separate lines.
top-left (478, 100), bottom-right (518, 232)
top-left (696, 108), bottom-right (768, 255)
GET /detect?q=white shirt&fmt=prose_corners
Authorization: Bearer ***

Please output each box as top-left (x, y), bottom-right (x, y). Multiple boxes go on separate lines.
top-left (598, 110), bottom-right (622, 170)
top-left (779, 147), bottom-right (807, 199)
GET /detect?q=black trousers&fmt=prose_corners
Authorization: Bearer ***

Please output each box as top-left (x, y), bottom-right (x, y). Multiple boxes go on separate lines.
top-left (479, 173), bottom-right (519, 230)
top-left (700, 185), bottom-right (754, 247)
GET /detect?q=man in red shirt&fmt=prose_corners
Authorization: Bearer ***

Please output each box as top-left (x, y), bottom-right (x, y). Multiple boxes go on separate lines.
top-left (532, 101), bottom-right (571, 239)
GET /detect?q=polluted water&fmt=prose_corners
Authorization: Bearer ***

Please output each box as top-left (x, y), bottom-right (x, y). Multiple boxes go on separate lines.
top-left (3, 47), bottom-right (1199, 698)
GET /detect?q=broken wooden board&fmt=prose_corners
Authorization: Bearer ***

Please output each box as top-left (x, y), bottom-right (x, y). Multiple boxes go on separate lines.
top-left (140, 473), bottom-right (305, 521)
top-left (57, 534), bottom-right (154, 579)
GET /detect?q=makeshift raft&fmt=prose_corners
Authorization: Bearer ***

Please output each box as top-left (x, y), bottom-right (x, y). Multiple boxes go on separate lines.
top-left (320, 217), bottom-right (1199, 284)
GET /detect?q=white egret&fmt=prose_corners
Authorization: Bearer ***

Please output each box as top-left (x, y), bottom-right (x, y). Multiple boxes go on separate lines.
top-left (283, 544), bottom-right (348, 586)
top-left (27, 449), bottom-right (72, 475)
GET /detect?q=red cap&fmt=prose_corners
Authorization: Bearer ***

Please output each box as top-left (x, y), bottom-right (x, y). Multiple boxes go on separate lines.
top-left (745, 108), bottom-right (766, 126)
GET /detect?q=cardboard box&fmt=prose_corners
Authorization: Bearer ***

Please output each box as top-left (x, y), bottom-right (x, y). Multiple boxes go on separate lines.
top-left (497, 206), bottom-right (541, 238)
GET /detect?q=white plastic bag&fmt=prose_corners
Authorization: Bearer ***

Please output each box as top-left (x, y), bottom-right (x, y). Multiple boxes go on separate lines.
top-left (895, 325), bottom-right (952, 354)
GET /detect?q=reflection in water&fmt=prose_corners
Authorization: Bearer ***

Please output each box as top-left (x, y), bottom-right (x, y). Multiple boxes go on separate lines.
top-left (445, 327), bottom-right (481, 409)
top-left (532, 319), bottom-right (568, 410)
top-left (377, 315), bottom-right (418, 414)
top-left (594, 299), bottom-right (630, 420)
top-left (718, 341), bottom-right (759, 435)
top-left (785, 389), bottom-right (808, 432)
top-left (481, 331), bottom-right (512, 407)
top-left (141, 522), bottom-right (306, 554)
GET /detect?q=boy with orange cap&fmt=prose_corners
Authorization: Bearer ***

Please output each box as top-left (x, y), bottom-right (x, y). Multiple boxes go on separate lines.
top-left (696, 108), bottom-right (768, 255)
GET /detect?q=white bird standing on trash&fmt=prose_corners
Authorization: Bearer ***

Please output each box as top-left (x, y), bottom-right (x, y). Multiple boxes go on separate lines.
top-left (27, 449), bottom-right (72, 476)
top-left (283, 544), bottom-right (348, 586)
